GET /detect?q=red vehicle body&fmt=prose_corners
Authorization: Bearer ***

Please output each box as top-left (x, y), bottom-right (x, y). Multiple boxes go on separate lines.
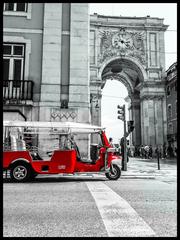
top-left (3, 121), bottom-right (122, 182)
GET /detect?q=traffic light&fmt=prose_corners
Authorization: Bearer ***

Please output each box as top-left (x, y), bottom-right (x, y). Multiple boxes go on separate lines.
top-left (117, 105), bottom-right (125, 121)
top-left (127, 120), bottom-right (135, 133)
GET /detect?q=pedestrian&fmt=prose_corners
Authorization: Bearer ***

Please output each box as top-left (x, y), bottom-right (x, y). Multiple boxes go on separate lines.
top-left (163, 143), bottom-right (167, 159)
top-left (167, 144), bottom-right (173, 158)
top-left (155, 145), bottom-right (159, 157)
top-left (149, 145), bottom-right (153, 159)
top-left (130, 144), bottom-right (135, 157)
top-left (134, 146), bottom-right (137, 157)
top-left (137, 146), bottom-right (140, 157)
top-left (140, 145), bottom-right (145, 158)
top-left (109, 137), bottom-right (115, 147)
top-left (174, 147), bottom-right (177, 157)
top-left (144, 145), bottom-right (150, 159)
top-left (139, 145), bottom-right (143, 158)
top-left (159, 145), bottom-right (163, 159)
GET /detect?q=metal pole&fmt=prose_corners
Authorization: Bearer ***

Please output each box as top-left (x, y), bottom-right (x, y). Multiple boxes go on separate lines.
top-left (157, 151), bottom-right (160, 170)
top-left (123, 105), bottom-right (127, 171)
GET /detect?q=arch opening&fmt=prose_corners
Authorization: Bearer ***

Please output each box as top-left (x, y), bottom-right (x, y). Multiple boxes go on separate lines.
top-left (99, 57), bottom-right (143, 146)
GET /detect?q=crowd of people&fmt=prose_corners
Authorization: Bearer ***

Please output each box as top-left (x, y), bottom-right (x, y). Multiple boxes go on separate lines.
top-left (109, 137), bottom-right (177, 160)
top-left (128, 143), bottom-right (176, 159)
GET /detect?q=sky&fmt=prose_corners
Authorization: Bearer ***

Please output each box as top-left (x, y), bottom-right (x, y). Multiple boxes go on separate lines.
top-left (89, 3), bottom-right (177, 143)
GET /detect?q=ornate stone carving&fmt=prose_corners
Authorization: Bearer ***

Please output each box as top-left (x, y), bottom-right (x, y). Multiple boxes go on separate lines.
top-left (51, 108), bottom-right (77, 121)
top-left (140, 95), bottom-right (164, 101)
top-left (98, 28), bottom-right (146, 66)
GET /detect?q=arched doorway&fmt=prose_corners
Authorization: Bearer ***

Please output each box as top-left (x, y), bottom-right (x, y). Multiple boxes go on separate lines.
top-left (100, 56), bottom-right (144, 146)
top-left (101, 80), bottom-right (129, 143)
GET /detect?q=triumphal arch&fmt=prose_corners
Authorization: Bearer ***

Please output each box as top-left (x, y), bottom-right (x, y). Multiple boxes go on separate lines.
top-left (89, 14), bottom-right (168, 146)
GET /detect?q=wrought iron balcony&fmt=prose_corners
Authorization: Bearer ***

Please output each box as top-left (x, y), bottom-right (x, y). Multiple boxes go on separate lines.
top-left (3, 80), bottom-right (34, 105)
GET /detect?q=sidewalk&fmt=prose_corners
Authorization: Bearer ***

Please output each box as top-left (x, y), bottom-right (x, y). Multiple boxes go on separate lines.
top-left (121, 157), bottom-right (177, 180)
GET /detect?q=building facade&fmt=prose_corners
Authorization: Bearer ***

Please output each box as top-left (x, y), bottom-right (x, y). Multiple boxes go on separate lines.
top-left (3, 3), bottom-right (169, 149)
top-left (165, 62), bottom-right (177, 155)
top-left (3, 3), bottom-right (90, 123)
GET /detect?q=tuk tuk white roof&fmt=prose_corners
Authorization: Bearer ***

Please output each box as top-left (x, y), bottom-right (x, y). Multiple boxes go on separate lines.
top-left (3, 121), bottom-right (105, 134)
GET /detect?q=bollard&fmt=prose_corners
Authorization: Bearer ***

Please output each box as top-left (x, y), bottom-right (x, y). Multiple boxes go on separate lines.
top-left (157, 153), bottom-right (160, 170)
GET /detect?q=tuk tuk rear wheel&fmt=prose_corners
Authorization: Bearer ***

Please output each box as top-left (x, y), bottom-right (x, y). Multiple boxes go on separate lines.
top-left (10, 163), bottom-right (31, 182)
top-left (105, 164), bottom-right (121, 180)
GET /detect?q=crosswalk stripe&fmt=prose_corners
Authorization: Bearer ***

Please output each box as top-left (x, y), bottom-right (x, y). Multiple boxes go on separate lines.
top-left (86, 182), bottom-right (156, 237)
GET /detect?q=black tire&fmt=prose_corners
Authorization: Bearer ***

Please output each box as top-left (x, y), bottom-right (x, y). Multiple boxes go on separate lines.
top-left (10, 163), bottom-right (31, 182)
top-left (105, 164), bottom-right (121, 180)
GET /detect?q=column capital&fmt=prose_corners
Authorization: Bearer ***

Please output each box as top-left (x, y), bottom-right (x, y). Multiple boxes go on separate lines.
top-left (140, 95), bottom-right (164, 101)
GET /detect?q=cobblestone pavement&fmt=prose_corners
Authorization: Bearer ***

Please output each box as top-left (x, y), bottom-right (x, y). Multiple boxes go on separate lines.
top-left (121, 157), bottom-right (177, 182)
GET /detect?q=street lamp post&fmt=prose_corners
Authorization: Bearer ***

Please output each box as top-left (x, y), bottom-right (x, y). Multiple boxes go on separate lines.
top-left (123, 112), bottom-right (127, 171)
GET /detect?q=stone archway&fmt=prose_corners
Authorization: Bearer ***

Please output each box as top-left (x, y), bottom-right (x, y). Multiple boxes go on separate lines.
top-left (90, 15), bottom-right (168, 147)
top-left (90, 54), bottom-right (167, 147)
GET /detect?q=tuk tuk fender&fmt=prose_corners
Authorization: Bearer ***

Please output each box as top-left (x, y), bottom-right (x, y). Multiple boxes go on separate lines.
top-left (110, 159), bottom-right (122, 170)
top-left (10, 158), bottom-right (30, 166)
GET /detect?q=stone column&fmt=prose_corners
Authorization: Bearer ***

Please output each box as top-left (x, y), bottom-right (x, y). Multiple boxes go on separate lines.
top-left (140, 96), bottom-right (165, 147)
top-left (90, 79), bottom-right (102, 126)
top-left (69, 3), bottom-right (90, 124)
top-left (39, 3), bottom-right (62, 122)
top-left (68, 4), bottom-right (90, 159)
top-left (129, 99), bottom-right (141, 146)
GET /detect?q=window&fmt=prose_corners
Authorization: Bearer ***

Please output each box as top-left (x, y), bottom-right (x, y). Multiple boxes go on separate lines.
top-left (149, 33), bottom-right (157, 66)
top-left (3, 3), bottom-right (31, 19)
top-left (168, 123), bottom-right (173, 134)
top-left (3, 43), bottom-right (25, 87)
top-left (167, 105), bottom-right (172, 119)
top-left (4, 3), bottom-right (27, 12)
top-left (167, 86), bottom-right (171, 96)
top-left (174, 82), bottom-right (177, 91)
top-left (90, 31), bottom-right (95, 64)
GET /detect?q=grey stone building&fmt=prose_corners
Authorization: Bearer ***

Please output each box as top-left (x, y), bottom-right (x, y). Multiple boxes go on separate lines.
top-left (165, 62), bottom-right (177, 156)
top-left (3, 3), bottom-right (169, 149)
top-left (3, 3), bottom-right (90, 125)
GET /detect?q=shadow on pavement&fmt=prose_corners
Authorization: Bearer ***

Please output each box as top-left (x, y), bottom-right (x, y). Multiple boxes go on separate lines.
top-left (3, 175), bottom-right (107, 184)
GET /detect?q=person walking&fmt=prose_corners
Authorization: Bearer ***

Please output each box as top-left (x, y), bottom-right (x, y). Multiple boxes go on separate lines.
top-left (139, 145), bottom-right (143, 158)
top-left (144, 145), bottom-right (150, 159)
top-left (155, 145), bottom-right (159, 157)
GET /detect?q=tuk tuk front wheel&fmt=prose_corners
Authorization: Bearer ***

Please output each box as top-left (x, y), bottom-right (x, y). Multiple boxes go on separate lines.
top-left (105, 164), bottom-right (121, 180)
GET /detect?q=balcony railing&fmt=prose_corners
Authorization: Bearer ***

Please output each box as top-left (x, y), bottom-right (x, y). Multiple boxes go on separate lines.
top-left (3, 80), bottom-right (34, 104)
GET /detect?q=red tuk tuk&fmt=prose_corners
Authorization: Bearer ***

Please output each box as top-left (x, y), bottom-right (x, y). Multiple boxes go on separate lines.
top-left (3, 121), bottom-right (122, 182)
